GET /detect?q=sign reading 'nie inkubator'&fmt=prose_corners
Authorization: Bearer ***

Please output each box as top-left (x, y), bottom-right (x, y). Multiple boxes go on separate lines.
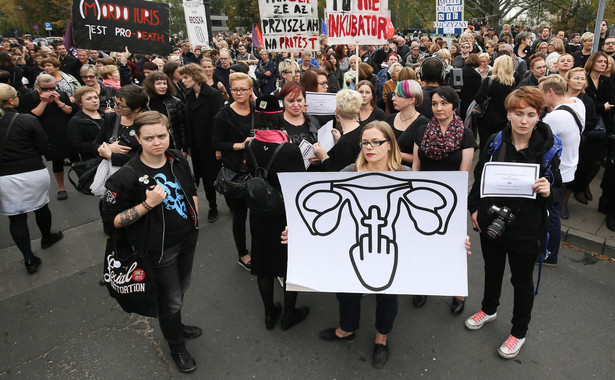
top-left (72, 0), bottom-right (170, 55)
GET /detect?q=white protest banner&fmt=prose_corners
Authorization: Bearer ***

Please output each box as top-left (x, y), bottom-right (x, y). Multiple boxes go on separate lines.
top-left (279, 171), bottom-right (468, 295)
top-left (325, 0), bottom-right (389, 45)
top-left (183, 0), bottom-right (210, 47)
top-left (258, 0), bottom-right (319, 52)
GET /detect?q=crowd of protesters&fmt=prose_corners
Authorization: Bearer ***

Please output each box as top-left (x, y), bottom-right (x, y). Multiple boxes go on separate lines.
top-left (1, 18), bottom-right (614, 371)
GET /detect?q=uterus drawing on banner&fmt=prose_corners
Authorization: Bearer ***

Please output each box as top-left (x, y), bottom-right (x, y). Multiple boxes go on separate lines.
top-left (279, 171), bottom-right (468, 296)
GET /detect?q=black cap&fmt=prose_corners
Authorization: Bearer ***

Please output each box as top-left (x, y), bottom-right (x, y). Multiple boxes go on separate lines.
top-left (255, 95), bottom-right (284, 114)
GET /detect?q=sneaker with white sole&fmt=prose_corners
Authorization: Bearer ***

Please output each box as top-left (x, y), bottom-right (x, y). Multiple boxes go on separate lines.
top-left (498, 335), bottom-right (526, 359)
top-left (464, 310), bottom-right (497, 330)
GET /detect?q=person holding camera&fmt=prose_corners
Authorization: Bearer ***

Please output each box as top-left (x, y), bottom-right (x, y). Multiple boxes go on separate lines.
top-left (466, 86), bottom-right (563, 359)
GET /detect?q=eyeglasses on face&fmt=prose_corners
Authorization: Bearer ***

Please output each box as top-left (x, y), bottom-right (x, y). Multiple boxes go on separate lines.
top-left (230, 88), bottom-right (251, 94)
top-left (359, 140), bottom-right (389, 148)
top-left (81, 75), bottom-right (97, 79)
top-left (318, 81), bottom-right (329, 87)
top-left (39, 86), bottom-right (55, 91)
top-left (114, 101), bottom-right (127, 110)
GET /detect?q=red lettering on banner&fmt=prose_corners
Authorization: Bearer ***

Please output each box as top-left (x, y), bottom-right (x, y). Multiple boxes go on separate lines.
top-left (137, 31), bottom-right (165, 43)
top-left (83, 2), bottom-right (98, 17)
top-left (357, 0), bottom-right (380, 11)
top-left (328, 13), bottom-right (388, 40)
top-left (134, 8), bottom-right (160, 25)
top-left (279, 35), bottom-right (317, 50)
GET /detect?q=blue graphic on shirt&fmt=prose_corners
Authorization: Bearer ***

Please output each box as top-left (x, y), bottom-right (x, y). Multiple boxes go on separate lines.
top-left (153, 174), bottom-right (187, 219)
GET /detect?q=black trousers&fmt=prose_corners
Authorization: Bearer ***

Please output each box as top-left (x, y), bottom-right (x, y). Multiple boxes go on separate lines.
top-left (336, 293), bottom-right (398, 335)
top-left (479, 234), bottom-right (540, 339)
top-left (228, 196), bottom-right (249, 257)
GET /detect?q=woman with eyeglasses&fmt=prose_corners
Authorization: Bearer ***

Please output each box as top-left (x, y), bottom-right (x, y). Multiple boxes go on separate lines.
top-left (179, 63), bottom-right (224, 223)
top-left (0, 83), bottom-right (63, 274)
top-left (411, 86), bottom-right (476, 314)
top-left (274, 59), bottom-right (300, 95)
top-left (18, 74), bottom-right (76, 200)
top-left (212, 73), bottom-right (255, 269)
top-left (318, 121), bottom-right (407, 369)
top-left (79, 64), bottom-right (116, 113)
top-left (386, 80), bottom-right (429, 166)
top-left (94, 84), bottom-right (146, 169)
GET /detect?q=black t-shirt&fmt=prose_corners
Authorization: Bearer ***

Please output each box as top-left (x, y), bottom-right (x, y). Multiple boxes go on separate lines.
top-left (143, 161), bottom-right (193, 253)
top-left (386, 113), bottom-right (430, 159)
top-left (414, 125), bottom-right (476, 171)
top-left (283, 119), bottom-right (314, 145)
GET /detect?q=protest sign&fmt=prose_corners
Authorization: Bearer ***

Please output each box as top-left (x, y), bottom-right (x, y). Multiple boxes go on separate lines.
top-left (325, 0), bottom-right (389, 45)
top-left (279, 171), bottom-right (468, 295)
top-left (258, 0), bottom-right (319, 52)
top-left (183, 0), bottom-right (210, 47)
top-left (72, 0), bottom-right (170, 55)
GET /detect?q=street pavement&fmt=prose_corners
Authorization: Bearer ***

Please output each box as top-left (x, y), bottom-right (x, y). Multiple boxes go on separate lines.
top-left (1, 166), bottom-right (614, 379)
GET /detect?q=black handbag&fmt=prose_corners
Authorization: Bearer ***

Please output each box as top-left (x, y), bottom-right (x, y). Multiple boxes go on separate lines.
top-left (68, 117), bottom-right (121, 195)
top-left (244, 141), bottom-right (286, 217)
top-left (472, 77), bottom-right (493, 119)
top-left (102, 219), bottom-right (159, 318)
top-left (585, 115), bottom-right (607, 143)
top-left (214, 166), bottom-right (251, 198)
top-left (214, 113), bottom-right (255, 198)
top-left (68, 157), bottom-right (102, 195)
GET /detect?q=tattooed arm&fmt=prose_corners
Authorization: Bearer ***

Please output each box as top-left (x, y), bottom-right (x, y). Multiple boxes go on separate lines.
top-left (113, 184), bottom-right (168, 228)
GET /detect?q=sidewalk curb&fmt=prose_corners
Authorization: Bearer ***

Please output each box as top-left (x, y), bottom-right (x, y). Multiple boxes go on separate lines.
top-left (562, 226), bottom-right (615, 259)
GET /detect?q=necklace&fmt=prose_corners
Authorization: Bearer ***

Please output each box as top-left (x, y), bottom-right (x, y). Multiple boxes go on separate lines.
top-left (400, 110), bottom-right (417, 123)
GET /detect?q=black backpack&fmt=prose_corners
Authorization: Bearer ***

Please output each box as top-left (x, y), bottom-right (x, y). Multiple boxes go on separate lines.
top-left (244, 141), bottom-right (287, 217)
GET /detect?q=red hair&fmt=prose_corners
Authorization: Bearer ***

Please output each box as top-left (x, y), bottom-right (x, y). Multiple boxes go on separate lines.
top-left (278, 81), bottom-right (305, 101)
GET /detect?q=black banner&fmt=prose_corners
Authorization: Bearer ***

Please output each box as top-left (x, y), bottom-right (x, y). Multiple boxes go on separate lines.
top-left (72, 0), bottom-right (170, 55)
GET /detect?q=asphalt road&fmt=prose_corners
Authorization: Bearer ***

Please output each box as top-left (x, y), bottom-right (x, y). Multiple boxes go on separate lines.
top-left (1, 173), bottom-right (614, 379)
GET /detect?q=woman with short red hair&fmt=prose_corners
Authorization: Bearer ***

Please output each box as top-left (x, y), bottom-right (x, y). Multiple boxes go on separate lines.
top-left (466, 86), bottom-right (563, 359)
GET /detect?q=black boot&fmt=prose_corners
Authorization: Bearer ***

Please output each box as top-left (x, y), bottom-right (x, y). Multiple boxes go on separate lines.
top-left (160, 311), bottom-right (195, 371)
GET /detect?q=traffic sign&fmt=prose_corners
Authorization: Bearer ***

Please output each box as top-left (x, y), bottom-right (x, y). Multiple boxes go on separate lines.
top-left (44, 22), bottom-right (53, 31)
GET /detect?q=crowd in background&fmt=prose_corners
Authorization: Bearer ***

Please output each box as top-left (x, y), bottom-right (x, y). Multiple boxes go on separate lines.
top-left (1, 18), bottom-right (614, 370)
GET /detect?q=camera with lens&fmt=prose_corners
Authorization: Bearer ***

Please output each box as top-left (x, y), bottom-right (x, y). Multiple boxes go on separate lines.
top-left (486, 205), bottom-right (516, 240)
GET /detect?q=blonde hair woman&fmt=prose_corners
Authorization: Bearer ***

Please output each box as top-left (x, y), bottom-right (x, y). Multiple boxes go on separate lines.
top-left (475, 55), bottom-right (517, 152)
top-left (0, 83), bottom-right (63, 274)
top-left (313, 89), bottom-right (363, 171)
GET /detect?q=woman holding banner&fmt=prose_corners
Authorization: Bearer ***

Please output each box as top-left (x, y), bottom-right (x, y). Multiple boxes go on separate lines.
top-left (317, 121), bottom-right (406, 369)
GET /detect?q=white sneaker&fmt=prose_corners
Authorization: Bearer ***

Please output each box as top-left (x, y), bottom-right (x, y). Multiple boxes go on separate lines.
top-left (464, 310), bottom-right (497, 330)
top-left (498, 335), bottom-right (526, 359)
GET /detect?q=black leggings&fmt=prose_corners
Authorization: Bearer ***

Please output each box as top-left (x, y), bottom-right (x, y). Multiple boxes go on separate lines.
top-left (257, 277), bottom-right (298, 318)
top-left (8, 204), bottom-right (52, 260)
top-left (51, 159), bottom-right (65, 173)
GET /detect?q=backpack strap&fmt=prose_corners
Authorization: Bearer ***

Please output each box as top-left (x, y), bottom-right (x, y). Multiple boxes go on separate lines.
top-left (0, 112), bottom-right (19, 167)
top-left (556, 105), bottom-right (583, 135)
top-left (487, 131), bottom-right (504, 161)
top-left (246, 140), bottom-right (287, 177)
top-left (542, 134), bottom-right (562, 185)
